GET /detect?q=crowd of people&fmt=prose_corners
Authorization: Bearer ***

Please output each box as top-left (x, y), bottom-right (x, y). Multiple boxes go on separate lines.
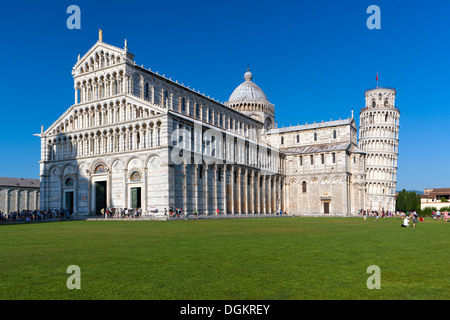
top-left (2, 207), bottom-right (448, 224)
top-left (357, 208), bottom-right (449, 227)
top-left (358, 210), bottom-right (407, 219)
top-left (100, 207), bottom-right (143, 219)
top-left (165, 207), bottom-right (289, 219)
top-left (430, 210), bottom-right (449, 222)
top-left (0, 209), bottom-right (71, 224)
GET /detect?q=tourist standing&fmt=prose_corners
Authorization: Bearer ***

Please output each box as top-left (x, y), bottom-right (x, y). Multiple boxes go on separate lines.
top-left (412, 211), bottom-right (419, 228)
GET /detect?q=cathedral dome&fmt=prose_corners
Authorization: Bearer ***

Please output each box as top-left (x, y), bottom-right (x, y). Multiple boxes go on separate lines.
top-left (228, 69), bottom-right (269, 103)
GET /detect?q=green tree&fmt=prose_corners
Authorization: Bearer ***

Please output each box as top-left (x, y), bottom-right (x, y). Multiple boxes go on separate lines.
top-left (396, 190), bottom-right (420, 212)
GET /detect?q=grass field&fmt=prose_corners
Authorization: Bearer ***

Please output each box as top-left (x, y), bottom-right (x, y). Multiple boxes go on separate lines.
top-left (0, 217), bottom-right (448, 300)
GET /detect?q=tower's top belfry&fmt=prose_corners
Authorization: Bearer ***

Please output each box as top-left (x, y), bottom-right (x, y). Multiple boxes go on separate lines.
top-left (363, 87), bottom-right (398, 112)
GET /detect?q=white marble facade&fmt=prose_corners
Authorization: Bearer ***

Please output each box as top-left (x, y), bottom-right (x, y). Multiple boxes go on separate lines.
top-left (37, 36), bottom-right (399, 216)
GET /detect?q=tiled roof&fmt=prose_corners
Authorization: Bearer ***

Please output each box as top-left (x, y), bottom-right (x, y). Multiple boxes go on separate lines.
top-left (280, 142), bottom-right (351, 155)
top-left (422, 188), bottom-right (450, 199)
top-left (266, 118), bottom-right (353, 135)
top-left (280, 142), bottom-right (365, 155)
top-left (0, 177), bottom-right (40, 188)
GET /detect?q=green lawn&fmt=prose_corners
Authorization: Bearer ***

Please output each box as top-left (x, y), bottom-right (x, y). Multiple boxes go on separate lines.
top-left (0, 217), bottom-right (448, 300)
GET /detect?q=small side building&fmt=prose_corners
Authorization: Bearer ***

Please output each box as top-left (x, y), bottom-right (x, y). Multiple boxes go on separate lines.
top-left (0, 177), bottom-right (40, 213)
top-left (421, 188), bottom-right (450, 211)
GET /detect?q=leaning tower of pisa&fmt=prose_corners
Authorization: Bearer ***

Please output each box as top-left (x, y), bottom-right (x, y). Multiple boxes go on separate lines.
top-left (359, 87), bottom-right (400, 212)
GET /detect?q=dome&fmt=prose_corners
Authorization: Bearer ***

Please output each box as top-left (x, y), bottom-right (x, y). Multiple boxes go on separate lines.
top-left (228, 69), bottom-right (269, 103)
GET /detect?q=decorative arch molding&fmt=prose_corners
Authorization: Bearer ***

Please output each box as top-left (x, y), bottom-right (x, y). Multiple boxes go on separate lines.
top-left (126, 156), bottom-right (143, 170)
top-left (249, 113), bottom-right (262, 122)
top-left (321, 177), bottom-right (330, 184)
top-left (147, 154), bottom-right (162, 170)
top-left (47, 164), bottom-right (61, 177)
top-left (332, 176), bottom-right (342, 183)
top-left (111, 159), bottom-right (124, 174)
top-left (63, 164), bottom-right (76, 177)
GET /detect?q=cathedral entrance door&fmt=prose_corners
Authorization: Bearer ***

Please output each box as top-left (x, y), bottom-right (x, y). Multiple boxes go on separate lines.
top-left (95, 181), bottom-right (107, 215)
top-left (323, 202), bottom-right (330, 214)
top-left (65, 191), bottom-right (74, 214)
top-left (131, 187), bottom-right (142, 209)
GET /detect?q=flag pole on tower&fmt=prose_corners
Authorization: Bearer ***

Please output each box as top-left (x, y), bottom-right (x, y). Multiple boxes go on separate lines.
top-left (376, 72), bottom-right (379, 88)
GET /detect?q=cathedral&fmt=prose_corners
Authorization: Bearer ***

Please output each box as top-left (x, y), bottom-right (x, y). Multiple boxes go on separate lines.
top-left (37, 34), bottom-right (400, 217)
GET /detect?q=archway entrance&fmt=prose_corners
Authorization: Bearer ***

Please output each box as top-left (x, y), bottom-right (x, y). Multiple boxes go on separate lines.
top-left (320, 194), bottom-right (331, 214)
top-left (65, 191), bottom-right (74, 214)
top-left (323, 202), bottom-right (330, 214)
top-left (95, 181), bottom-right (107, 215)
top-left (131, 187), bottom-right (142, 209)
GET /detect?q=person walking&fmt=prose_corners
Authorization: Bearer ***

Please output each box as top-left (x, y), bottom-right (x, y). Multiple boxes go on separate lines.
top-left (194, 208), bottom-right (198, 219)
top-left (412, 211), bottom-right (419, 228)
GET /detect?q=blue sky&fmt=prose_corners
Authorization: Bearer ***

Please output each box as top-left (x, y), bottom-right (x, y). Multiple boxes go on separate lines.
top-left (0, 0), bottom-right (448, 191)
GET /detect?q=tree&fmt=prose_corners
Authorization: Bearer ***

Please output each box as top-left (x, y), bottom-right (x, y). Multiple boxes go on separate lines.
top-left (396, 189), bottom-right (420, 212)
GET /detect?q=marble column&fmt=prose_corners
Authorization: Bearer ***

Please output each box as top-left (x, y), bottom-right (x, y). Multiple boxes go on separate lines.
top-left (4, 189), bottom-right (10, 214)
top-left (183, 164), bottom-right (187, 214)
top-left (223, 165), bottom-right (227, 214)
top-left (194, 164), bottom-right (198, 212)
top-left (244, 169), bottom-right (248, 214)
top-left (250, 171), bottom-right (254, 214)
top-left (230, 166), bottom-right (234, 214)
top-left (203, 165), bottom-right (208, 215)
top-left (237, 168), bottom-right (242, 214)
top-left (262, 175), bottom-right (266, 214)
top-left (74, 175), bottom-right (78, 214)
top-left (256, 172), bottom-right (260, 214)
top-left (213, 165), bottom-right (218, 214)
